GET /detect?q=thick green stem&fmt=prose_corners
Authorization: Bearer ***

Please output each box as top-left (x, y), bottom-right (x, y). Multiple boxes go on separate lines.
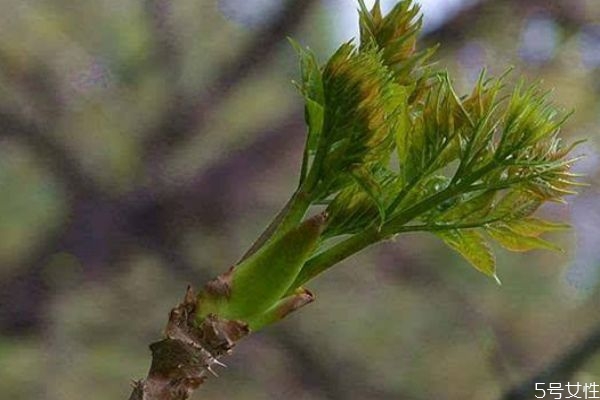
top-left (291, 228), bottom-right (382, 290)
top-left (240, 189), bottom-right (312, 261)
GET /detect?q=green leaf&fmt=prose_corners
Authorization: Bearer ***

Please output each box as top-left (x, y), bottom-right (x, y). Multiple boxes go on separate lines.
top-left (350, 167), bottom-right (388, 226)
top-left (436, 229), bottom-right (496, 279)
top-left (437, 191), bottom-right (495, 223)
top-left (289, 2), bottom-right (581, 288)
top-left (492, 189), bottom-right (543, 220)
top-left (290, 38), bottom-right (326, 184)
top-left (305, 98), bottom-right (324, 152)
top-left (357, 0), bottom-right (378, 44)
top-left (319, 45), bottom-right (404, 174)
top-left (393, 84), bottom-right (413, 178)
top-left (358, 0), bottom-right (427, 74)
top-left (486, 225), bottom-right (563, 252)
top-left (505, 218), bottom-right (570, 237)
top-left (289, 38), bottom-right (324, 105)
top-left (397, 78), bottom-right (464, 184)
top-left (325, 166), bottom-right (402, 237)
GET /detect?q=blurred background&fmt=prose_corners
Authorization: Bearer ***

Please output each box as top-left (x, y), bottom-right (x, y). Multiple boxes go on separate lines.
top-left (0, 0), bottom-right (599, 399)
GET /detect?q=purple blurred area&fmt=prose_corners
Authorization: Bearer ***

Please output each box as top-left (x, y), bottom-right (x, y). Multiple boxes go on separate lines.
top-left (0, 1), bottom-right (599, 399)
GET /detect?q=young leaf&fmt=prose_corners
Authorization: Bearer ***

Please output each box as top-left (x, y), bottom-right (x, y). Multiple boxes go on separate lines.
top-left (350, 166), bottom-right (389, 226)
top-left (304, 98), bottom-right (325, 153)
top-left (358, 0), bottom-right (429, 79)
top-left (486, 224), bottom-right (563, 252)
top-left (324, 166), bottom-right (402, 237)
top-left (436, 229), bottom-right (496, 279)
top-left (284, 2), bottom-right (581, 287)
top-left (437, 191), bottom-right (496, 223)
top-left (313, 45), bottom-right (407, 193)
top-left (291, 39), bottom-right (326, 184)
top-left (505, 218), bottom-right (570, 237)
top-left (491, 189), bottom-right (543, 220)
top-left (289, 38), bottom-right (324, 107)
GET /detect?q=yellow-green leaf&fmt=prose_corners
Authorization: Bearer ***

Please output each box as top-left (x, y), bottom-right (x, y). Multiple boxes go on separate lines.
top-left (436, 229), bottom-right (496, 278)
top-left (350, 167), bottom-right (388, 226)
top-left (438, 191), bottom-right (495, 223)
top-left (486, 225), bottom-right (563, 252)
top-left (305, 98), bottom-right (324, 151)
top-left (505, 218), bottom-right (570, 237)
top-left (492, 189), bottom-right (542, 220)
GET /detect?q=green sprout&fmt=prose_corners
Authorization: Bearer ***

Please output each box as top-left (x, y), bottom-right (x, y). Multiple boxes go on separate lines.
top-left (131, 1), bottom-right (585, 397)
top-left (197, 0), bottom-right (582, 328)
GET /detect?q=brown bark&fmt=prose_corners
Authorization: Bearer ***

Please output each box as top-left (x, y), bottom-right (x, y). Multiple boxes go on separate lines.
top-left (128, 286), bottom-right (249, 400)
top-left (128, 269), bottom-right (316, 400)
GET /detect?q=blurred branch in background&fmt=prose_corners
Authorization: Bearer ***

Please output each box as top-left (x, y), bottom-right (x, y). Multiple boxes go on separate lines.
top-left (0, 110), bottom-right (97, 198)
top-left (377, 247), bottom-right (519, 386)
top-left (424, 0), bottom-right (589, 45)
top-left (502, 323), bottom-right (600, 400)
top-left (140, 0), bottom-right (317, 172)
top-left (275, 327), bottom-right (424, 400)
top-left (144, 0), bottom-right (182, 80)
top-left (0, 52), bottom-right (95, 196)
top-left (0, 53), bottom-right (110, 332)
top-left (380, 246), bottom-right (600, 396)
top-left (124, 110), bottom-right (305, 275)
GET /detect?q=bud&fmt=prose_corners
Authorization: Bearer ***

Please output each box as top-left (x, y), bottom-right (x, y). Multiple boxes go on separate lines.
top-left (358, 0), bottom-right (436, 84)
top-left (197, 213), bottom-right (328, 324)
top-left (319, 45), bottom-right (406, 184)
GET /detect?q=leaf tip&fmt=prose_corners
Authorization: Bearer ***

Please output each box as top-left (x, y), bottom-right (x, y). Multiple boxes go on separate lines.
top-left (493, 273), bottom-right (502, 286)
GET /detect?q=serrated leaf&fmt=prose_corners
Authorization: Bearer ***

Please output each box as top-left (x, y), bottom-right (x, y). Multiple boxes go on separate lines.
top-left (486, 225), bottom-right (563, 252)
top-left (324, 184), bottom-right (373, 237)
top-left (505, 218), bottom-right (570, 237)
top-left (358, 0), bottom-right (377, 44)
top-left (305, 98), bottom-right (324, 152)
top-left (436, 229), bottom-right (496, 278)
top-left (393, 85), bottom-right (412, 178)
top-left (438, 191), bottom-right (495, 223)
top-left (289, 38), bottom-right (324, 102)
top-left (325, 165), bottom-right (402, 237)
top-left (320, 45), bottom-right (405, 172)
top-left (350, 167), bottom-right (387, 226)
top-left (492, 189), bottom-right (543, 220)
top-left (291, 38), bottom-right (326, 185)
